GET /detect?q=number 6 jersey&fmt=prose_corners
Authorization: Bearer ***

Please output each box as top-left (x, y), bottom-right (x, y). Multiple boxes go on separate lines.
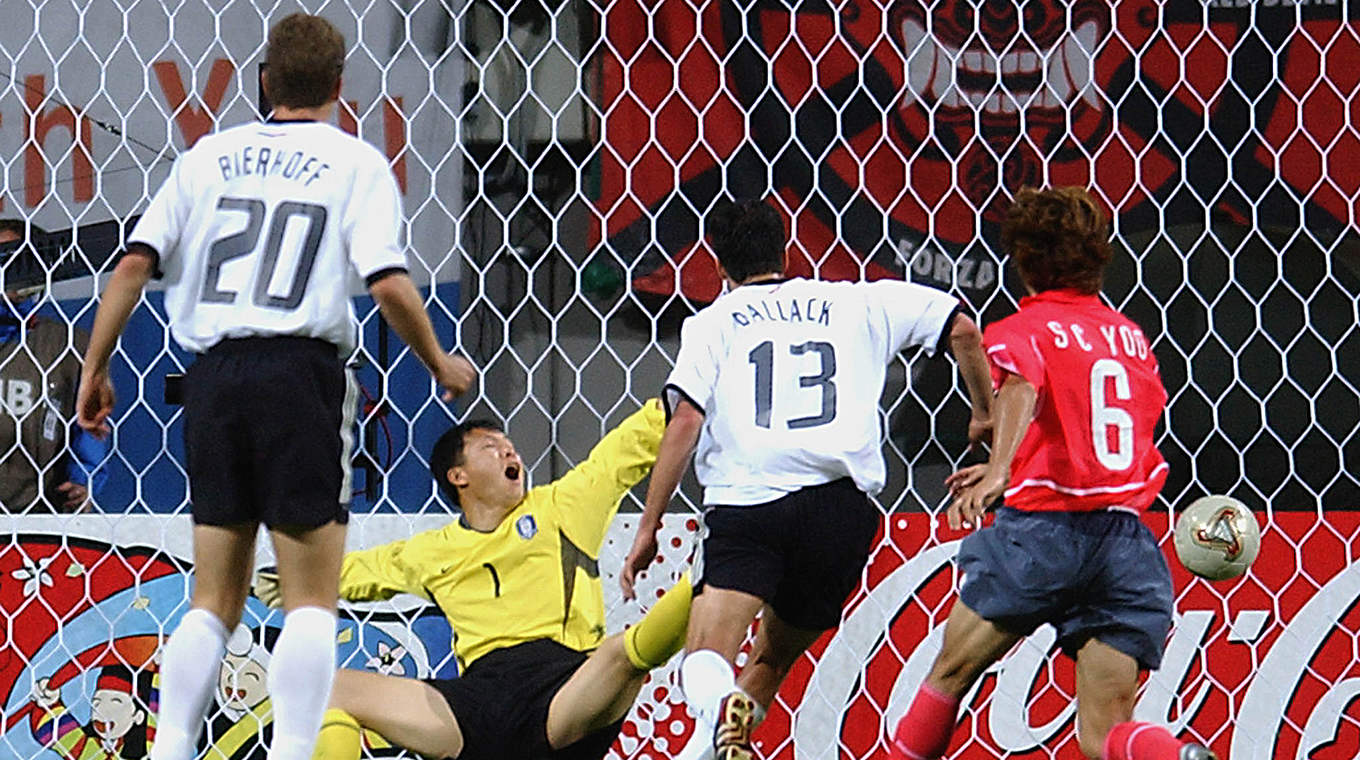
top-left (129, 120), bottom-right (408, 354)
top-left (665, 277), bottom-right (961, 506)
top-left (983, 288), bottom-right (1169, 514)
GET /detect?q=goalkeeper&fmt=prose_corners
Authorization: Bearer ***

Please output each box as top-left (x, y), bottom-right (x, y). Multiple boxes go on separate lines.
top-left (255, 400), bottom-right (691, 760)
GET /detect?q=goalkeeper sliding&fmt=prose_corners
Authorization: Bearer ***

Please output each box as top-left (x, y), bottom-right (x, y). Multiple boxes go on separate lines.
top-left (255, 400), bottom-right (691, 760)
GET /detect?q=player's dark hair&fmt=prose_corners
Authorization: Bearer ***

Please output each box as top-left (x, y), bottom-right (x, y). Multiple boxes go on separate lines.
top-left (707, 199), bottom-right (786, 283)
top-left (1001, 186), bottom-right (1113, 295)
top-left (429, 418), bottom-right (504, 506)
top-left (265, 13), bottom-right (345, 109)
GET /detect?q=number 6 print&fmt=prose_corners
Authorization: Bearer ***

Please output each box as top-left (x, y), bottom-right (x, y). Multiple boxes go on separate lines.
top-left (1090, 358), bottom-right (1134, 470)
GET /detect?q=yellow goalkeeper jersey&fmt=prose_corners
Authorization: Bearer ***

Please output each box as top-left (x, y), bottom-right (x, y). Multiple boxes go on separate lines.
top-left (338, 401), bottom-right (664, 671)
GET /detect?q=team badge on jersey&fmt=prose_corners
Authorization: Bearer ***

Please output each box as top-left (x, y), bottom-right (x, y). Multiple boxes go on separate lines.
top-left (516, 515), bottom-right (538, 540)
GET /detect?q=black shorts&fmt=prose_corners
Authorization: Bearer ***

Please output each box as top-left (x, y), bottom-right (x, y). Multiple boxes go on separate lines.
top-left (425, 640), bottom-right (623, 760)
top-left (183, 336), bottom-right (354, 529)
top-left (957, 507), bottom-right (1175, 670)
top-left (695, 478), bottom-right (880, 631)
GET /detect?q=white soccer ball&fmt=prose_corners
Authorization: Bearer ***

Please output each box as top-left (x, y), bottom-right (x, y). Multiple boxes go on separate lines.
top-left (1173, 495), bottom-right (1261, 581)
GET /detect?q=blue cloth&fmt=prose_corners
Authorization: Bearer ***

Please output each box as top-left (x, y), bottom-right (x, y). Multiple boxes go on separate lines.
top-left (0, 296), bottom-right (38, 342)
top-left (956, 507), bottom-right (1174, 670)
top-left (66, 425), bottom-right (110, 496)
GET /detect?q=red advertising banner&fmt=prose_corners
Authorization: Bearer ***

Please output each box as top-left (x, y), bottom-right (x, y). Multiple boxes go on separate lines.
top-left (620, 510), bottom-right (1360, 760)
top-left (5, 514), bottom-right (1356, 759)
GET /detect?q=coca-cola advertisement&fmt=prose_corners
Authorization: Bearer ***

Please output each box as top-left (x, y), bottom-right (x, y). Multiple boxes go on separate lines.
top-left (618, 511), bottom-right (1360, 760)
top-left (3, 513), bottom-right (1358, 759)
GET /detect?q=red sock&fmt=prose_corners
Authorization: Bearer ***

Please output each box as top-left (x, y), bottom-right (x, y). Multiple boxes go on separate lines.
top-left (890, 684), bottom-right (960, 760)
top-left (1103, 722), bottom-right (1185, 760)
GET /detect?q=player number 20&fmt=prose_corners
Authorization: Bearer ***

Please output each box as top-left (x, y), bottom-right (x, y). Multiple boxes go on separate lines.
top-left (748, 340), bottom-right (837, 429)
top-left (201, 197), bottom-right (327, 310)
top-left (1090, 358), bottom-right (1134, 470)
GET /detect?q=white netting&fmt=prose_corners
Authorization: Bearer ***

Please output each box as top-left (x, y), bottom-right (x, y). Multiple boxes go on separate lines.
top-left (0, 2), bottom-right (1358, 760)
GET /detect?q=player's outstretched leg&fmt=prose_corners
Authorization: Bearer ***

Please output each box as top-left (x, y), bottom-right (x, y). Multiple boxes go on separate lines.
top-left (320, 669), bottom-right (465, 759)
top-left (679, 587), bottom-right (766, 760)
top-left (268, 521), bottom-right (346, 760)
top-left (672, 602), bottom-right (820, 760)
top-left (151, 523), bottom-right (256, 760)
top-left (890, 600), bottom-right (1020, 760)
top-left (318, 578), bottom-right (691, 760)
top-left (671, 607), bottom-right (819, 760)
top-left (1075, 639), bottom-right (1217, 760)
top-left (623, 574), bottom-right (693, 671)
top-left (546, 576), bottom-right (693, 749)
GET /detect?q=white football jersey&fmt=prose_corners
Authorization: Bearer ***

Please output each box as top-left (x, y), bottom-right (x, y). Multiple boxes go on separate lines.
top-left (130, 120), bottom-right (408, 354)
top-left (666, 277), bottom-right (960, 505)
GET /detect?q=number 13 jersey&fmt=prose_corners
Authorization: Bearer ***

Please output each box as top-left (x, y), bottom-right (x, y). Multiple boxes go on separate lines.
top-left (129, 120), bottom-right (408, 354)
top-left (665, 277), bottom-right (960, 506)
top-left (984, 288), bottom-right (1169, 513)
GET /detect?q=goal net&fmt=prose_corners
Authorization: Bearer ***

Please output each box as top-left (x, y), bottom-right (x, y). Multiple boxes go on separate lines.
top-left (1, 2), bottom-right (1357, 760)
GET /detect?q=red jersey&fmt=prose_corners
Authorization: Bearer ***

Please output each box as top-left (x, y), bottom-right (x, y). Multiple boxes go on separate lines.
top-left (984, 289), bottom-right (1169, 513)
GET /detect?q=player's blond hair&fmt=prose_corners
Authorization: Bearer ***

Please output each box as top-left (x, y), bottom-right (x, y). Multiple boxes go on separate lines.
top-left (265, 13), bottom-right (344, 109)
top-left (1002, 186), bottom-right (1113, 295)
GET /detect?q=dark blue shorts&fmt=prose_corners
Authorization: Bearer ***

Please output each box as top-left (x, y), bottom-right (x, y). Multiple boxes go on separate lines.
top-left (957, 507), bottom-right (1174, 670)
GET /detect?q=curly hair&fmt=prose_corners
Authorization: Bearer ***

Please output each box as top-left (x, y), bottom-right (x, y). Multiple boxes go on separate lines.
top-left (265, 14), bottom-right (345, 109)
top-left (1001, 187), bottom-right (1113, 294)
top-left (707, 199), bottom-right (786, 283)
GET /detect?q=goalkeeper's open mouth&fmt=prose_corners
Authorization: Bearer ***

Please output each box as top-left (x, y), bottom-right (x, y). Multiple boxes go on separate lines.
top-left (504, 464), bottom-right (521, 481)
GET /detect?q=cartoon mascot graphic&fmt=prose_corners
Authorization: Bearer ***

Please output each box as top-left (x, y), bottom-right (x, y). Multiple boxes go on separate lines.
top-left (30, 664), bottom-right (158, 760)
top-left (1, 534), bottom-right (454, 760)
top-left (200, 624), bottom-right (276, 760)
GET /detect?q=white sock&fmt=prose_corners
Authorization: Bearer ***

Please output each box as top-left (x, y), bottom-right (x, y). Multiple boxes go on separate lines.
top-left (267, 607), bottom-right (338, 760)
top-left (677, 720), bottom-right (718, 760)
top-left (150, 608), bottom-right (228, 760)
top-left (680, 649), bottom-right (737, 727)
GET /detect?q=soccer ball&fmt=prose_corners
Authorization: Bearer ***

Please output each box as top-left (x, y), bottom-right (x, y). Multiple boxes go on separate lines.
top-left (1173, 495), bottom-right (1261, 581)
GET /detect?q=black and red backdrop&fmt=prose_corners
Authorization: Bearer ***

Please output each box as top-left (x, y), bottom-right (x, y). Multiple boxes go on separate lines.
top-left (593, 0), bottom-right (1360, 509)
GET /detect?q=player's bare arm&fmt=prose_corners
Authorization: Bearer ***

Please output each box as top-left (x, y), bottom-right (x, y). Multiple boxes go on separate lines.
top-left (368, 271), bottom-right (475, 399)
top-left (947, 313), bottom-right (994, 444)
top-left (946, 372), bottom-right (1036, 530)
top-left (77, 247), bottom-right (156, 437)
top-left (621, 397), bottom-right (702, 600)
